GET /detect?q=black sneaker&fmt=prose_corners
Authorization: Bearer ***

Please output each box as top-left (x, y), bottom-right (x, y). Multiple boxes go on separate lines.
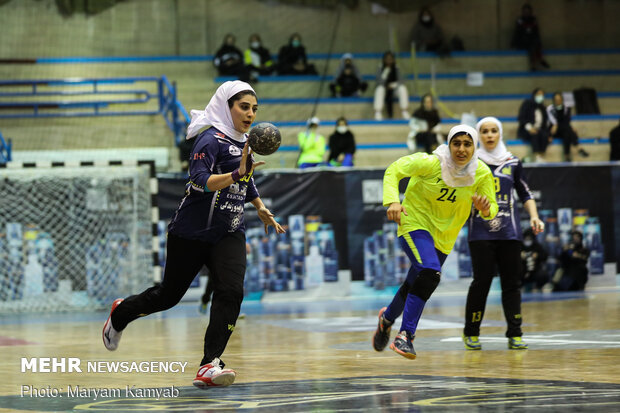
top-left (390, 330), bottom-right (416, 359)
top-left (578, 148), bottom-right (590, 157)
top-left (372, 307), bottom-right (393, 351)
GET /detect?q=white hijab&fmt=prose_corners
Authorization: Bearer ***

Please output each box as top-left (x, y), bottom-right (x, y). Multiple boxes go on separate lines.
top-left (476, 116), bottom-right (512, 165)
top-left (186, 80), bottom-right (256, 142)
top-left (432, 124), bottom-right (479, 187)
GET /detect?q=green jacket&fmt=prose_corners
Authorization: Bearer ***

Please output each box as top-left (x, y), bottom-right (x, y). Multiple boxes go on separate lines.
top-left (297, 130), bottom-right (326, 165)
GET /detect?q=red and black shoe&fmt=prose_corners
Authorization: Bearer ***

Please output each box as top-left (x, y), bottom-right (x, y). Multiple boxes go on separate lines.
top-left (193, 358), bottom-right (236, 388)
top-left (372, 307), bottom-right (394, 351)
top-left (102, 298), bottom-right (124, 351)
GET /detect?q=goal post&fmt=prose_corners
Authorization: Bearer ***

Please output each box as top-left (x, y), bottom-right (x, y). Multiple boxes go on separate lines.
top-left (0, 160), bottom-right (159, 313)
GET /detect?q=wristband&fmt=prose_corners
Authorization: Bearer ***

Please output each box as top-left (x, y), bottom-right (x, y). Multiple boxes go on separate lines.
top-left (231, 169), bottom-right (242, 182)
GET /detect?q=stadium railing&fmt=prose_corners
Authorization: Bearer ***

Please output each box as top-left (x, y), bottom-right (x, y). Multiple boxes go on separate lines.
top-left (0, 76), bottom-right (190, 157)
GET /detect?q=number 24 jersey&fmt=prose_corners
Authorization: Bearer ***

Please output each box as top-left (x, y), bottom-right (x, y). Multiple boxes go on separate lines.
top-left (383, 152), bottom-right (498, 255)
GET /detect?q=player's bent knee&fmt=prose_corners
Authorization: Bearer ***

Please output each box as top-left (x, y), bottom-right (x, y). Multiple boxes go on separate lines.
top-left (397, 282), bottom-right (411, 301)
top-left (409, 269), bottom-right (441, 301)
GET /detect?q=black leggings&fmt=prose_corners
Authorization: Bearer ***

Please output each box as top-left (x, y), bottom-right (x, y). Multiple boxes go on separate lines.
top-left (554, 125), bottom-right (579, 155)
top-left (111, 232), bottom-right (246, 365)
top-left (464, 240), bottom-right (523, 338)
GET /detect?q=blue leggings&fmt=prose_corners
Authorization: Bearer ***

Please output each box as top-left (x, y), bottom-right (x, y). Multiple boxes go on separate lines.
top-left (383, 230), bottom-right (447, 335)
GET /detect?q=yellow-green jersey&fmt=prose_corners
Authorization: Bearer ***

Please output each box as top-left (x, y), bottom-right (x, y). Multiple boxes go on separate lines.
top-left (383, 152), bottom-right (498, 255)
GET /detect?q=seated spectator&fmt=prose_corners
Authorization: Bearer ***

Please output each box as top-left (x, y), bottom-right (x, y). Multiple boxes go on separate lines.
top-left (277, 33), bottom-right (317, 75)
top-left (373, 51), bottom-right (410, 121)
top-left (511, 3), bottom-right (550, 71)
top-left (521, 228), bottom-right (549, 292)
top-left (610, 118), bottom-right (620, 161)
top-left (328, 117), bottom-right (356, 166)
top-left (297, 117), bottom-right (325, 169)
top-left (410, 7), bottom-right (449, 56)
top-left (213, 34), bottom-right (251, 82)
top-left (553, 230), bottom-right (590, 292)
top-left (517, 88), bottom-right (550, 162)
top-left (547, 92), bottom-right (589, 161)
top-left (329, 53), bottom-right (368, 97)
top-left (244, 33), bottom-right (274, 78)
top-left (407, 93), bottom-right (443, 154)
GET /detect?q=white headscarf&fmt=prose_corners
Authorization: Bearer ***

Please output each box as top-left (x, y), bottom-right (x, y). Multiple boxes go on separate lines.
top-left (432, 124), bottom-right (479, 187)
top-left (475, 116), bottom-right (512, 165)
top-left (185, 80), bottom-right (256, 142)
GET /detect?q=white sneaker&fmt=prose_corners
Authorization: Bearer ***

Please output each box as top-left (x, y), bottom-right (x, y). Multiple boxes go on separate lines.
top-left (102, 298), bottom-right (124, 351)
top-left (374, 111), bottom-right (383, 121)
top-left (193, 358), bottom-right (236, 388)
top-left (401, 110), bottom-right (411, 120)
top-left (535, 155), bottom-right (546, 163)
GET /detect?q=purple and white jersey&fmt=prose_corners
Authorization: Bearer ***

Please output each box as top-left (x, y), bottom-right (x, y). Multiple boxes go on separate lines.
top-left (468, 156), bottom-right (533, 241)
top-left (168, 127), bottom-right (259, 243)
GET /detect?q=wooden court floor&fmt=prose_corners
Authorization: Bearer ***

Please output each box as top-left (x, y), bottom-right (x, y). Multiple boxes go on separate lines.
top-left (1, 287), bottom-right (619, 412)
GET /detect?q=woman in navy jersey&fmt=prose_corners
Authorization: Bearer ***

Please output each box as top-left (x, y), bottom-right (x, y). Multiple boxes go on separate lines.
top-left (462, 117), bottom-right (544, 351)
top-left (102, 81), bottom-right (285, 388)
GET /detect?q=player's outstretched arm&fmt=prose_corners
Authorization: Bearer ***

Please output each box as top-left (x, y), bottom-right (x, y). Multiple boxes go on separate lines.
top-left (251, 197), bottom-right (286, 234)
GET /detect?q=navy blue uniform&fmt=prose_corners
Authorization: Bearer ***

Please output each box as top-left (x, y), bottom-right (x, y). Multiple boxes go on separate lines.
top-left (465, 156), bottom-right (533, 338)
top-left (112, 127), bottom-right (254, 366)
top-left (169, 127), bottom-right (259, 243)
top-left (468, 157), bottom-right (532, 242)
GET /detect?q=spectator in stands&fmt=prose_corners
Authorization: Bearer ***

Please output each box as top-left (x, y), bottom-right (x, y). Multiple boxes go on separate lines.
top-left (373, 51), bottom-right (410, 121)
top-left (214, 34), bottom-right (251, 82)
top-left (547, 92), bottom-right (589, 161)
top-left (244, 33), bottom-right (274, 79)
top-left (328, 117), bottom-right (356, 166)
top-left (553, 230), bottom-right (590, 291)
top-left (277, 33), bottom-right (317, 75)
top-left (329, 53), bottom-right (368, 97)
top-left (521, 228), bottom-right (549, 292)
top-left (517, 88), bottom-right (550, 163)
top-left (407, 94), bottom-right (443, 154)
top-left (297, 117), bottom-right (325, 168)
top-left (410, 7), bottom-right (449, 56)
top-left (511, 3), bottom-right (550, 71)
top-left (610, 119), bottom-right (620, 161)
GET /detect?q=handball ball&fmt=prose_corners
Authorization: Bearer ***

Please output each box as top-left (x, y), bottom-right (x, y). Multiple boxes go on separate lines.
top-left (248, 122), bottom-right (281, 156)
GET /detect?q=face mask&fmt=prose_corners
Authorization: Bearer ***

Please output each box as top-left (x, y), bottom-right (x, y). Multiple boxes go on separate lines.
top-left (291, 39), bottom-right (301, 47)
top-left (251, 41), bottom-right (261, 49)
top-left (421, 15), bottom-right (431, 22)
top-left (534, 95), bottom-right (544, 104)
top-left (523, 240), bottom-right (533, 247)
top-left (555, 104), bottom-right (563, 110)
top-left (337, 126), bottom-right (348, 134)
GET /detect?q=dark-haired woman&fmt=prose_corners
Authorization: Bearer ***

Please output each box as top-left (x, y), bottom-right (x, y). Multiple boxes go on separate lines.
top-left (102, 81), bottom-right (285, 388)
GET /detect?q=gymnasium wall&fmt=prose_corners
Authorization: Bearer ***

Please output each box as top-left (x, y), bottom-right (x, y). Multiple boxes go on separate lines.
top-left (1, 0), bottom-right (619, 59)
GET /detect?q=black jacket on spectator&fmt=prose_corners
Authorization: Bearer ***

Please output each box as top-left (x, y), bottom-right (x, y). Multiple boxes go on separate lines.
top-left (610, 122), bottom-right (620, 161)
top-left (511, 15), bottom-right (541, 50)
top-left (277, 43), bottom-right (316, 75)
top-left (412, 107), bottom-right (440, 131)
top-left (547, 105), bottom-right (572, 132)
top-left (328, 131), bottom-right (356, 163)
top-left (517, 97), bottom-right (548, 141)
top-left (334, 72), bottom-right (364, 97)
top-left (555, 242), bottom-right (590, 291)
top-left (214, 45), bottom-right (244, 75)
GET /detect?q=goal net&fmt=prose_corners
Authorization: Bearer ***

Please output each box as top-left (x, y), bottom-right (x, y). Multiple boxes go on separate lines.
top-left (0, 163), bottom-right (155, 313)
